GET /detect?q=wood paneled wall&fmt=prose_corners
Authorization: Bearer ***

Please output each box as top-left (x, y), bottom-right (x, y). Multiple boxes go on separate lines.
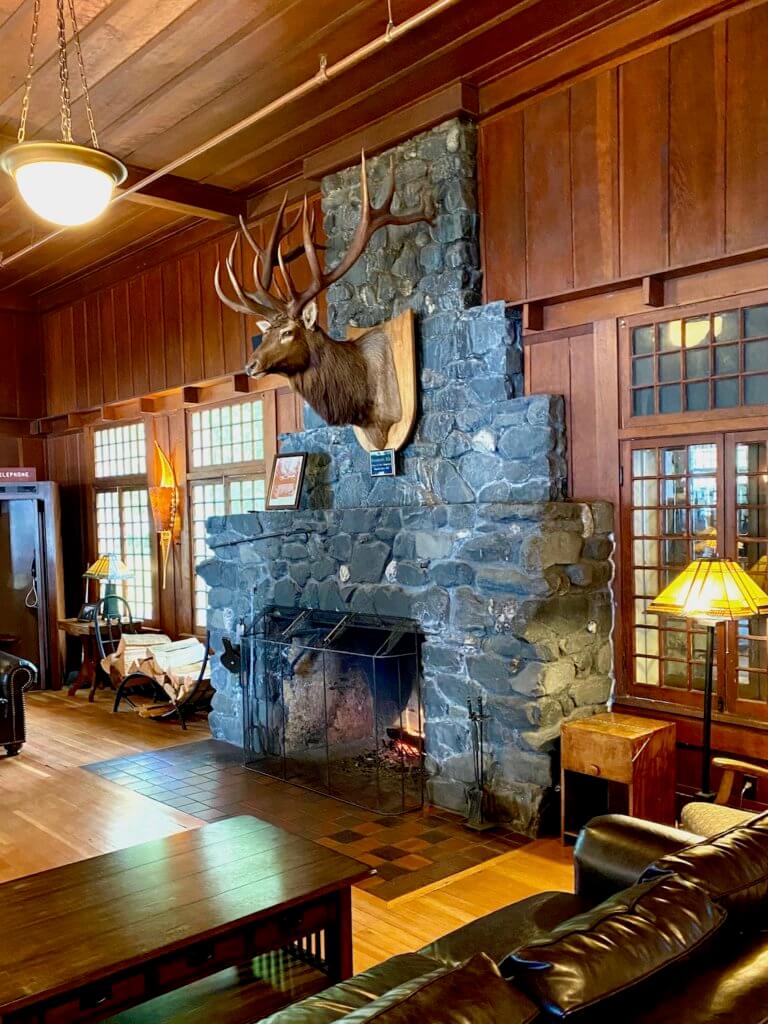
top-left (0, 310), bottom-right (43, 420)
top-left (41, 235), bottom-right (251, 417)
top-left (525, 322), bottom-right (620, 506)
top-left (481, 5), bottom-right (768, 304)
top-left (40, 195), bottom-right (323, 418)
top-left (0, 310), bottom-right (46, 475)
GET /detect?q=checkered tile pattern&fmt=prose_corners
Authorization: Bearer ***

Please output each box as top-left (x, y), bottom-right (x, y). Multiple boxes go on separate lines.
top-left (85, 740), bottom-right (531, 901)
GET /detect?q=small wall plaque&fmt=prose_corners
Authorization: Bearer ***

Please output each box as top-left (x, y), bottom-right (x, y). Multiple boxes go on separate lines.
top-left (370, 449), bottom-right (396, 477)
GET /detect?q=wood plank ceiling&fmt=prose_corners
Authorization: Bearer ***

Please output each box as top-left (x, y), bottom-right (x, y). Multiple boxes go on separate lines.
top-left (0, 0), bottom-right (658, 302)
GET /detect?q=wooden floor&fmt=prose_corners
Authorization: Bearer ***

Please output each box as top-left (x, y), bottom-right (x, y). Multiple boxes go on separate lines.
top-left (0, 691), bottom-right (572, 977)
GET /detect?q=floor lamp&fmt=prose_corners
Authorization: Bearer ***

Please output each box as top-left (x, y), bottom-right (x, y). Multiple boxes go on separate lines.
top-left (649, 556), bottom-right (768, 800)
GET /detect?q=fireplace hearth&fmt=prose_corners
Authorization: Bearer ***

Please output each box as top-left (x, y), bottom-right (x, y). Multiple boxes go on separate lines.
top-left (241, 607), bottom-right (424, 815)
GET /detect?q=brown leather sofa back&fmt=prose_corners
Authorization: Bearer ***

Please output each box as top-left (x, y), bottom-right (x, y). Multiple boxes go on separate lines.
top-left (502, 875), bottom-right (726, 1019)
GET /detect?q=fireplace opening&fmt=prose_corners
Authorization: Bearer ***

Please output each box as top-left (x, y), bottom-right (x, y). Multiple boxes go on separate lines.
top-left (241, 607), bottom-right (424, 814)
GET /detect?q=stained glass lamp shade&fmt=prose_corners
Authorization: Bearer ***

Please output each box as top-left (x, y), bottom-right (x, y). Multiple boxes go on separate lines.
top-left (649, 557), bottom-right (768, 799)
top-left (649, 558), bottom-right (768, 623)
top-left (84, 555), bottom-right (133, 616)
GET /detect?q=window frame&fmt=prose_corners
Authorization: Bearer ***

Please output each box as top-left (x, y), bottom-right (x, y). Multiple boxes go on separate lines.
top-left (189, 474), bottom-right (267, 631)
top-left (185, 392), bottom-right (276, 633)
top-left (620, 290), bottom-right (768, 431)
top-left (723, 427), bottom-right (768, 723)
top-left (90, 419), bottom-right (158, 625)
top-left (620, 433), bottom-right (728, 711)
top-left (620, 429), bottom-right (768, 724)
top-left (185, 393), bottom-right (275, 483)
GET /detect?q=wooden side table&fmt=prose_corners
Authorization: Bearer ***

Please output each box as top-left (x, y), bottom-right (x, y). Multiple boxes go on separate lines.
top-left (561, 712), bottom-right (676, 842)
top-left (58, 617), bottom-right (142, 702)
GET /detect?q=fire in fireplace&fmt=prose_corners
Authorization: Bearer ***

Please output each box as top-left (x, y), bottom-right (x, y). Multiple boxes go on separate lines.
top-left (241, 607), bottom-right (424, 814)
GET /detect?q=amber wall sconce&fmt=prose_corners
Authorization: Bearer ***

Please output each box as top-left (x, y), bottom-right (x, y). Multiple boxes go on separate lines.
top-left (149, 443), bottom-right (181, 589)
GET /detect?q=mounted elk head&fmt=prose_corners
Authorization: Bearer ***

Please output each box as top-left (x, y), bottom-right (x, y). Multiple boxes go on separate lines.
top-left (214, 153), bottom-right (434, 450)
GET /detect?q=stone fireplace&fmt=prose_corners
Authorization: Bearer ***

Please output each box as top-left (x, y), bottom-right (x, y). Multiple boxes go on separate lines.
top-left (200, 117), bottom-right (615, 836)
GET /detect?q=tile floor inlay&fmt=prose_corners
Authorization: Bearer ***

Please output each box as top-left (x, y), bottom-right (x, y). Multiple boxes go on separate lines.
top-left (85, 739), bottom-right (531, 900)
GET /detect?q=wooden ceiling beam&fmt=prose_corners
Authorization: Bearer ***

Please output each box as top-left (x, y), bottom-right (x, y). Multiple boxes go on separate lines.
top-left (120, 165), bottom-right (247, 222)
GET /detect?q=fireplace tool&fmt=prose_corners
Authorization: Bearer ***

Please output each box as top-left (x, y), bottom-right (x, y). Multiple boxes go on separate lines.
top-left (465, 696), bottom-right (495, 831)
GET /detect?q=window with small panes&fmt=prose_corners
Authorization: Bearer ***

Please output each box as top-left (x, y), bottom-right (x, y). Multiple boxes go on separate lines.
top-left (92, 423), bottom-right (155, 621)
top-left (187, 397), bottom-right (270, 631)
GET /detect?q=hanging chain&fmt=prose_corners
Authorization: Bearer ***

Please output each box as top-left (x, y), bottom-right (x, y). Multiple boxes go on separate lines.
top-left (56, 0), bottom-right (73, 143)
top-left (67, 0), bottom-right (99, 148)
top-left (17, 0), bottom-right (41, 143)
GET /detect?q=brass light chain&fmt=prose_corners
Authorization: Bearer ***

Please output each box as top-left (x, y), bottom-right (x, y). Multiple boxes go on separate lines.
top-left (67, 0), bottom-right (99, 148)
top-left (17, 0), bottom-right (41, 144)
top-left (55, 0), bottom-right (73, 143)
top-left (20, 0), bottom-right (99, 148)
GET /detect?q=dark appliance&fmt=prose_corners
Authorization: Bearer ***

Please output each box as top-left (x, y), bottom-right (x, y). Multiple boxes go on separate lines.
top-left (0, 651), bottom-right (37, 755)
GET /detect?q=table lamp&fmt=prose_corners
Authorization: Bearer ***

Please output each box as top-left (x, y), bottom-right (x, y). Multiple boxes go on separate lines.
top-left (649, 555), bottom-right (768, 800)
top-left (84, 555), bottom-right (133, 618)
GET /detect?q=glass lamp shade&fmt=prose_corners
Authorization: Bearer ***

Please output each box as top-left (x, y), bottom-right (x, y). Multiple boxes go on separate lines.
top-left (0, 141), bottom-right (127, 226)
top-left (648, 557), bottom-right (768, 623)
top-left (84, 554), bottom-right (133, 582)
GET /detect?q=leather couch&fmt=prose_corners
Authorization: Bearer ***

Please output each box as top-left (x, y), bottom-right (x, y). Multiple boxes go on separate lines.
top-left (260, 813), bottom-right (768, 1023)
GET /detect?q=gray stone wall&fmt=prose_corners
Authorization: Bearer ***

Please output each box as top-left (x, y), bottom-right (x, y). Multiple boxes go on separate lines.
top-left (203, 494), bottom-right (613, 835)
top-left (323, 118), bottom-right (481, 338)
top-left (280, 302), bottom-right (534, 510)
top-left (198, 115), bottom-right (616, 836)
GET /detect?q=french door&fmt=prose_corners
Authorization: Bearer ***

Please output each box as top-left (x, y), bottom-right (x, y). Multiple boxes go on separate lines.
top-left (622, 429), bottom-right (768, 722)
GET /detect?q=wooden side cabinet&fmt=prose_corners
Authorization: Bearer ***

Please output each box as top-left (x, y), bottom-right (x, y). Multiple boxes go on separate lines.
top-left (561, 712), bottom-right (676, 842)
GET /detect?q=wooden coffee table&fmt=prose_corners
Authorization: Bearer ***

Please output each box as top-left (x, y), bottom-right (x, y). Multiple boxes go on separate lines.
top-left (0, 816), bottom-right (371, 1023)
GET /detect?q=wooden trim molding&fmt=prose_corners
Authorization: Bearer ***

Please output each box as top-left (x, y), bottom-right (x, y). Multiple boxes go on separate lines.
top-left (32, 372), bottom-right (287, 437)
top-left (301, 81), bottom-right (480, 180)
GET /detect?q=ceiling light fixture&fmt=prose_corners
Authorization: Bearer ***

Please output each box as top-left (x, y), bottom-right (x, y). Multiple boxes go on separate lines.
top-left (0, 0), bottom-right (126, 227)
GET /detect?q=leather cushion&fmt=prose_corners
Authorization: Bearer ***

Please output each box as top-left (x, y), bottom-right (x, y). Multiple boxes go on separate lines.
top-left (501, 875), bottom-right (726, 1019)
top-left (573, 814), bottom-right (700, 904)
top-left (577, 929), bottom-right (768, 1024)
top-left (338, 953), bottom-right (538, 1023)
top-left (260, 953), bottom-right (441, 1024)
top-left (642, 810), bottom-right (768, 919)
top-left (421, 891), bottom-right (589, 969)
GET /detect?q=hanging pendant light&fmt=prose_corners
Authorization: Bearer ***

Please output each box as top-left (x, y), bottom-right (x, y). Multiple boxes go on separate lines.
top-left (0, 0), bottom-right (126, 227)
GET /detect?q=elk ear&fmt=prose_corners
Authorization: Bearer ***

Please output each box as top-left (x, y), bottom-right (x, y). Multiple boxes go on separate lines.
top-left (256, 319), bottom-right (271, 333)
top-left (301, 300), bottom-right (318, 330)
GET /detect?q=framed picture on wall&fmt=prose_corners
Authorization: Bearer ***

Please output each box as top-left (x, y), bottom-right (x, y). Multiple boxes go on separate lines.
top-left (265, 453), bottom-right (307, 510)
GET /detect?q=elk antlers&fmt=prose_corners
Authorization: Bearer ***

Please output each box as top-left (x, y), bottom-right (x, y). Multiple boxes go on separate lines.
top-left (215, 151), bottom-right (434, 324)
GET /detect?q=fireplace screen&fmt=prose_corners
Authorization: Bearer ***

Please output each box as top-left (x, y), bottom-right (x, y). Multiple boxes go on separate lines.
top-left (241, 607), bottom-right (424, 814)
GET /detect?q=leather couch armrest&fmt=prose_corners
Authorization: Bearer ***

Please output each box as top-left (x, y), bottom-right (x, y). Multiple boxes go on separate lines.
top-left (574, 814), bottom-right (700, 904)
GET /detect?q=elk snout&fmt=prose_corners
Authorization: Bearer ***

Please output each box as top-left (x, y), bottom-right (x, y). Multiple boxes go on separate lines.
top-left (246, 353), bottom-right (266, 379)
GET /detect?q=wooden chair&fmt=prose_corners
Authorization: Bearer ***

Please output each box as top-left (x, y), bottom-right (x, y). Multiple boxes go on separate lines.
top-left (680, 757), bottom-right (768, 836)
top-left (113, 631), bottom-right (213, 731)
